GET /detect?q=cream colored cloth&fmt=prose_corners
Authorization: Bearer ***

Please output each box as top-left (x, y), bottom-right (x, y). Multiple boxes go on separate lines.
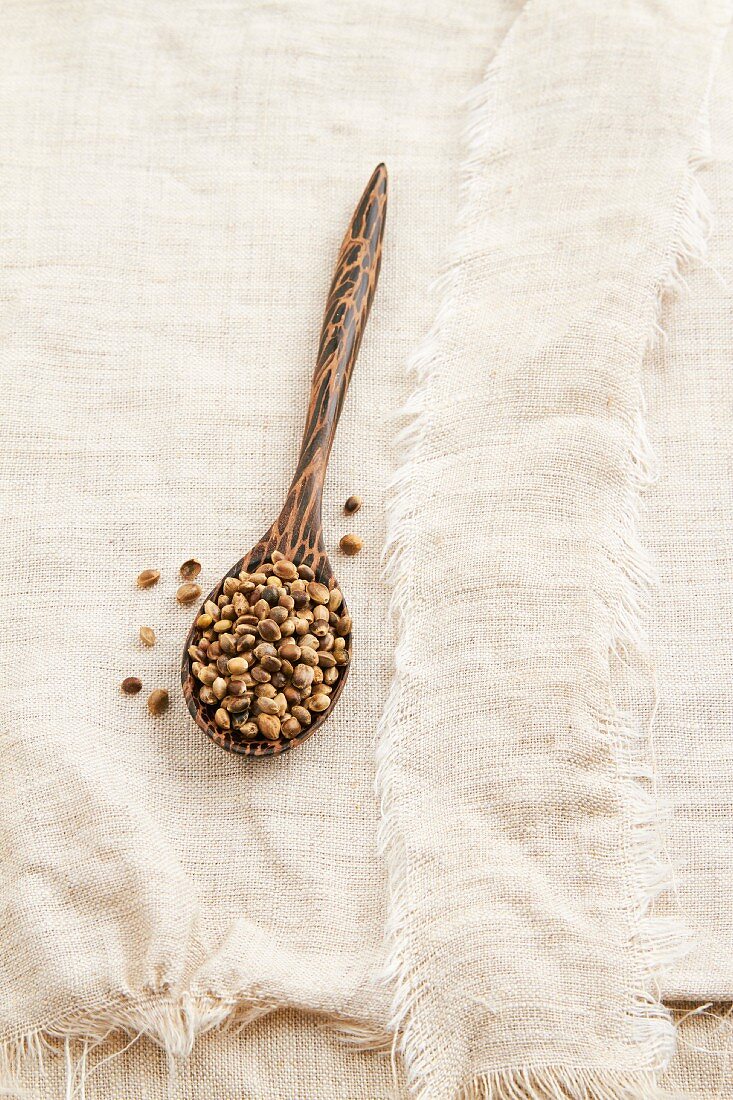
top-left (642, 28), bottom-right (733, 1001)
top-left (0, 0), bottom-right (501, 1085)
top-left (1, 1), bottom-right (732, 1098)
top-left (10, 1007), bottom-right (733, 1099)
top-left (11, 1007), bottom-right (730, 1095)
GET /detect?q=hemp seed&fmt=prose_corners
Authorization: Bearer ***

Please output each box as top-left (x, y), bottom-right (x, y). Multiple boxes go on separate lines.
top-left (137, 569), bottom-right (160, 589)
top-left (339, 534), bottom-right (362, 556)
top-left (147, 688), bottom-right (169, 716)
top-left (180, 559), bottom-right (202, 580)
top-left (139, 626), bottom-right (156, 648)
top-left (344, 495), bottom-right (362, 515)
top-left (186, 555), bottom-right (350, 747)
top-left (121, 676), bottom-right (142, 695)
top-left (176, 582), bottom-right (202, 605)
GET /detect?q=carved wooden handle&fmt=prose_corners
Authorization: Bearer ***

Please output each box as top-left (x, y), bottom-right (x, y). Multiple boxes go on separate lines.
top-left (283, 164), bottom-right (387, 515)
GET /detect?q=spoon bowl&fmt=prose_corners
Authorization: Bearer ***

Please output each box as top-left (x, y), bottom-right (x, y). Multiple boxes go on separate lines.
top-left (181, 164), bottom-right (387, 757)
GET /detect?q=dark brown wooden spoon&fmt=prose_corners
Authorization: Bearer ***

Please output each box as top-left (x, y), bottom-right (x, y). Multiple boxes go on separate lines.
top-left (182, 164), bottom-right (387, 757)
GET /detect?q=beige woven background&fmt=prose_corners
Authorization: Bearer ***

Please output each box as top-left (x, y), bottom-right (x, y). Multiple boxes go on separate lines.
top-left (0, 0), bottom-right (511, 1063)
top-left (644, 28), bottom-right (733, 1001)
top-left (1, 0), bottom-right (732, 1096)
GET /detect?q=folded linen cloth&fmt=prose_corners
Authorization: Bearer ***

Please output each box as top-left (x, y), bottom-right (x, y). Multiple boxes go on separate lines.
top-left (0, 1), bottom-right (731, 1098)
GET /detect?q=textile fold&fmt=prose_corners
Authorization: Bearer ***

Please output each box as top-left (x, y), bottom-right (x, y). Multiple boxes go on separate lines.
top-left (378, 0), bottom-right (730, 1096)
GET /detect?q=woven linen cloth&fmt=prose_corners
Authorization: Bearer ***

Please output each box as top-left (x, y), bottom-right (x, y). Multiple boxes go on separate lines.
top-left (11, 1006), bottom-right (733, 1100)
top-left (0, 0), bottom-right (505, 1091)
top-left (1, 1), bottom-right (732, 1098)
top-left (641, 27), bottom-right (733, 1002)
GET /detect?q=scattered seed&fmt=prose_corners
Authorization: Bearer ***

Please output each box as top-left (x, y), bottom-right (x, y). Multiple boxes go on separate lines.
top-left (177, 582), bottom-right (202, 605)
top-left (339, 534), bottom-right (362, 556)
top-left (139, 626), bottom-right (156, 648)
top-left (147, 688), bottom-right (169, 716)
top-left (344, 495), bottom-right (362, 515)
top-left (180, 559), bottom-right (202, 580)
top-left (137, 569), bottom-right (160, 589)
top-left (121, 676), bottom-right (142, 695)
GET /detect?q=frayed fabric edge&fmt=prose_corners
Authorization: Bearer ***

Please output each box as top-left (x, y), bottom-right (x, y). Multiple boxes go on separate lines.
top-left (376, 9), bottom-right (728, 1100)
top-left (0, 995), bottom-right (269, 1099)
top-left (457, 1067), bottom-right (668, 1100)
top-left (0, 995), bottom-right (392, 1098)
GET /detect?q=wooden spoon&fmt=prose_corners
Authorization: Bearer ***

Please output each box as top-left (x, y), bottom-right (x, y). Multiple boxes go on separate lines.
top-left (182, 164), bottom-right (387, 757)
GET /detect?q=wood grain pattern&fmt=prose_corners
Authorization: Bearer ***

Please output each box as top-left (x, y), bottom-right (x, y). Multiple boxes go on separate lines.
top-left (181, 164), bottom-right (387, 757)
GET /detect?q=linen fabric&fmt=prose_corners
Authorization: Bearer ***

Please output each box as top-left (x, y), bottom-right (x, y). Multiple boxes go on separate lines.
top-left (0, 0), bottom-right (503, 1086)
top-left (377, 0), bottom-right (729, 1094)
top-left (11, 1007), bottom-right (733, 1100)
top-left (1, 0), bottom-right (732, 1098)
top-left (642, 27), bottom-right (733, 1001)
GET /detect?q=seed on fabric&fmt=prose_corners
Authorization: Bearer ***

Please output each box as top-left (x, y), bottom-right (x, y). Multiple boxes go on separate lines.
top-left (339, 534), bottom-right (362, 556)
top-left (137, 569), bottom-right (160, 589)
top-left (187, 556), bottom-right (349, 745)
top-left (139, 626), bottom-right (156, 647)
top-left (344, 495), bottom-right (362, 515)
top-left (180, 559), bottom-right (202, 580)
top-left (121, 676), bottom-right (142, 695)
top-left (176, 582), bottom-right (202, 605)
top-left (147, 688), bottom-right (169, 716)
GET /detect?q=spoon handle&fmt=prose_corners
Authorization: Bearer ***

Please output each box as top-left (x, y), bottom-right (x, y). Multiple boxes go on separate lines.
top-left (277, 164), bottom-right (387, 543)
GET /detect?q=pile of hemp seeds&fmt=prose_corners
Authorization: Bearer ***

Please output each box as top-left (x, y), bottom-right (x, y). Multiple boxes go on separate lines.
top-left (188, 554), bottom-right (350, 742)
top-left (121, 494), bottom-right (362, 738)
